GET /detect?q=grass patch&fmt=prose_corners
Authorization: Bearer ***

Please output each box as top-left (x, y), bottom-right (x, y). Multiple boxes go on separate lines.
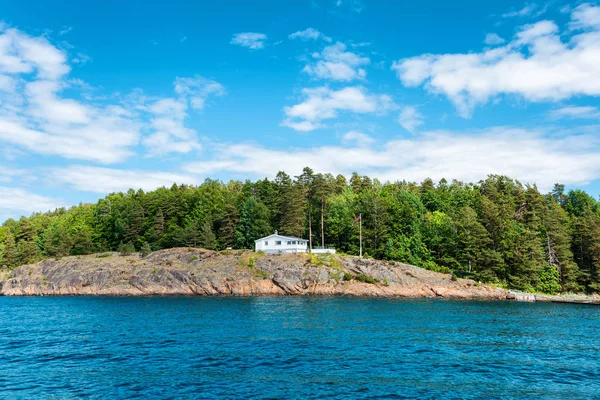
top-left (96, 253), bottom-right (112, 258)
top-left (151, 267), bottom-right (158, 274)
top-left (310, 253), bottom-right (343, 270)
top-left (189, 256), bottom-right (199, 263)
top-left (239, 255), bottom-right (269, 279)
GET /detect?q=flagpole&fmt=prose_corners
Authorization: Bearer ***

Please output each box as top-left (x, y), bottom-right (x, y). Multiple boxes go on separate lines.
top-left (359, 213), bottom-right (362, 259)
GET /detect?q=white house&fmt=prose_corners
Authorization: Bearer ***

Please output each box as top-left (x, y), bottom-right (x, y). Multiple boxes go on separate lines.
top-left (255, 231), bottom-right (308, 254)
top-left (254, 231), bottom-right (336, 254)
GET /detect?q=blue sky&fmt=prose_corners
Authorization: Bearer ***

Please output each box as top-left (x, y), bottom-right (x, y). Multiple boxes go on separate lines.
top-left (2, 0), bottom-right (600, 222)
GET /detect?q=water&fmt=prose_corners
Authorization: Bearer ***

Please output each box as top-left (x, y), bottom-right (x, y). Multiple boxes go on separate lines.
top-left (1, 297), bottom-right (599, 399)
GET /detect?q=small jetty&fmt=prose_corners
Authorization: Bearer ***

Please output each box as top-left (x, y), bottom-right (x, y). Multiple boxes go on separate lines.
top-left (508, 290), bottom-right (600, 305)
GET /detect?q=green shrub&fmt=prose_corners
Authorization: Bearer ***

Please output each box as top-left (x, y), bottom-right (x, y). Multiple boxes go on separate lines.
top-left (451, 273), bottom-right (458, 281)
top-left (355, 273), bottom-right (377, 284)
top-left (343, 272), bottom-right (353, 281)
top-left (118, 242), bottom-right (136, 256)
top-left (536, 264), bottom-right (561, 294)
top-left (139, 242), bottom-right (152, 257)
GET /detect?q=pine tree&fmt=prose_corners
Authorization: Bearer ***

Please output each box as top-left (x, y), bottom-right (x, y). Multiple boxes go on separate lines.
top-left (139, 241), bottom-right (152, 257)
top-left (2, 232), bottom-right (17, 268)
top-left (234, 197), bottom-right (271, 249)
top-left (201, 219), bottom-right (217, 250)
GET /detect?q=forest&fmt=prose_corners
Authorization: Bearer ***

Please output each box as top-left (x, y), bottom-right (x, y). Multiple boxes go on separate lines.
top-left (1, 168), bottom-right (600, 294)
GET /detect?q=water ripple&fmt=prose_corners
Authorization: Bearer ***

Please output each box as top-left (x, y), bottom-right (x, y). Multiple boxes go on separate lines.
top-left (1, 297), bottom-right (600, 399)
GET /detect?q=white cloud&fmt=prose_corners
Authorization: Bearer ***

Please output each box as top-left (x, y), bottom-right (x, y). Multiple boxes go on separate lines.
top-left (397, 106), bottom-right (424, 133)
top-left (282, 86), bottom-right (395, 131)
top-left (303, 42), bottom-right (370, 81)
top-left (392, 5), bottom-right (600, 117)
top-left (174, 75), bottom-right (225, 110)
top-left (289, 28), bottom-right (332, 42)
top-left (0, 27), bottom-right (69, 79)
top-left (502, 3), bottom-right (537, 18)
top-left (230, 32), bottom-right (267, 50)
top-left (342, 130), bottom-right (374, 146)
top-left (184, 127), bottom-right (600, 192)
top-left (570, 3), bottom-right (600, 29)
top-left (0, 186), bottom-right (63, 221)
top-left (484, 33), bottom-right (505, 45)
top-left (142, 76), bottom-right (224, 156)
top-left (550, 105), bottom-right (600, 120)
top-left (0, 25), bottom-right (224, 162)
top-left (50, 165), bottom-right (197, 194)
top-left (72, 52), bottom-right (91, 65)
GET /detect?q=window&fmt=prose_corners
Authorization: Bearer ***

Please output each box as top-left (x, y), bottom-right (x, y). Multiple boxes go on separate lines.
top-left (292, 241), bottom-right (296, 245)
top-left (264, 241), bottom-right (268, 245)
top-left (287, 241), bottom-right (292, 245)
top-left (275, 241), bottom-right (281, 245)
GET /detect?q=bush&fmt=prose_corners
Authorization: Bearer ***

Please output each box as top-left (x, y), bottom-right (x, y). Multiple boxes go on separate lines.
top-left (118, 242), bottom-right (136, 256)
top-left (536, 264), bottom-right (561, 294)
top-left (355, 273), bottom-right (377, 284)
top-left (343, 272), bottom-right (353, 281)
top-left (451, 273), bottom-right (458, 281)
top-left (139, 242), bottom-right (152, 257)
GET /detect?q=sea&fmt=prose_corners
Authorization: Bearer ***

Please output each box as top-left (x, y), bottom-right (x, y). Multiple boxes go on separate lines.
top-left (1, 297), bottom-right (599, 399)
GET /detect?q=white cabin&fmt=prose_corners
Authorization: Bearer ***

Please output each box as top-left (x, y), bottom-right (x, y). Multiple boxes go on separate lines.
top-left (255, 231), bottom-right (308, 254)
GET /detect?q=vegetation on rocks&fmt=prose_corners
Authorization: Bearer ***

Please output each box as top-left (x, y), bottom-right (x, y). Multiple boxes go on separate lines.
top-left (0, 248), bottom-right (507, 299)
top-left (1, 167), bottom-right (600, 294)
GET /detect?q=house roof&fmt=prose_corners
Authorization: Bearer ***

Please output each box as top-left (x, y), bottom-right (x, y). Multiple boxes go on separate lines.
top-left (254, 232), bottom-right (306, 242)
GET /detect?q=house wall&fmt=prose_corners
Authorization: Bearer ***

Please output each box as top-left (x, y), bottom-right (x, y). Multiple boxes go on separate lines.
top-left (255, 235), bottom-right (308, 253)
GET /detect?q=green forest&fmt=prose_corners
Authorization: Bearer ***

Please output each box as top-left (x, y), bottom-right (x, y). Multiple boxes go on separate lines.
top-left (2, 168), bottom-right (600, 294)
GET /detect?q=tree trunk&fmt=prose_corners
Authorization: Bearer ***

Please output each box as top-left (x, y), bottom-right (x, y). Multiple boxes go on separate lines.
top-left (308, 211), bottom-right (312, 251)
top-left (321, 197), bottom-right (325, 248)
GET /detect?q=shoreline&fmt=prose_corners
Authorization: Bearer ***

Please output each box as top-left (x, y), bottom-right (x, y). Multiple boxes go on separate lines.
top-left (1, 248), bottom-right (598, 304)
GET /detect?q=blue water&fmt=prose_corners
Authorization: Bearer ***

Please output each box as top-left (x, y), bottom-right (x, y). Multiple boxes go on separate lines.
top-left (1, 297), bottom-right (599, 399)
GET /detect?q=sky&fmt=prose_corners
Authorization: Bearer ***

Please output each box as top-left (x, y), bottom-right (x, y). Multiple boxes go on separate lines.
top-left (2, 0), bottom-right (600, 222)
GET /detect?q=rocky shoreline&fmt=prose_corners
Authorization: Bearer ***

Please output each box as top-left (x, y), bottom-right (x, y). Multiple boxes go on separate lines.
top-left (0, 248), bottom-right (508, 299)
top-left (2, 248), bottom-right (599, 304)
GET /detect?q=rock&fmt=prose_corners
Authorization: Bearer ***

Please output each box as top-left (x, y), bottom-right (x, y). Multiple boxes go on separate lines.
top-left (0, 248), bottom-right (509, 299)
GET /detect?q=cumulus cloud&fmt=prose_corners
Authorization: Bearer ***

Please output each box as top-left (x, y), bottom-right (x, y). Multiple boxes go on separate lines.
top-left (289, 28), bottom-right (332, 42)
top-left (397, 106), bottom-right (424, 133)
top-left (183, 127), bottom-right (600, 192)
top-left (303, 42), bottom-right (370, 81)
top-left (391, 4), bottom-right (600, 117)
top-left (0, 25), bottom-right (224, 162)
top-left (50, 165), bottom-right (197, 194)
top-left (282, 86), bottom-right (395, 131)
top-left (230, 32), bottom-right (267, 49)
top-left (0, 186), bottom-right (63, 221)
